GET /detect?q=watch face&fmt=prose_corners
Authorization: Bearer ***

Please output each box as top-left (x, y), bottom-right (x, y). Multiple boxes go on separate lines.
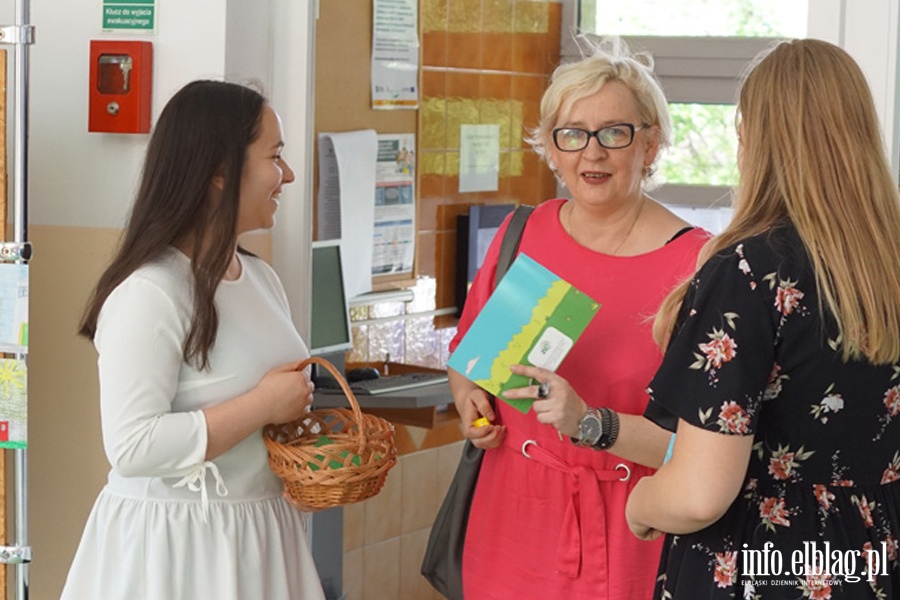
top-left (579, 412), bottom-right (603, 446)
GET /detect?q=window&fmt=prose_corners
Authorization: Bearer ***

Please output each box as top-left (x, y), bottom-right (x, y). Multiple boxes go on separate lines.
top-left (663, 103), bottom-right (737, 187)
top-left (561, 0), bottom-right (809, 231)
top-left (580, 0), bottom-right (807, 38)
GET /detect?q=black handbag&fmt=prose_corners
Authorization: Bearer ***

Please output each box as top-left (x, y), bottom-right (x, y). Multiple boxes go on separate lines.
top-left (421, 204), bottom-right (533, 600)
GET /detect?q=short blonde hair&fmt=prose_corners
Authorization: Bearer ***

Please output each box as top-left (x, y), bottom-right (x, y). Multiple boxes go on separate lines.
top-left (525, 35), bottom-right (671, 184)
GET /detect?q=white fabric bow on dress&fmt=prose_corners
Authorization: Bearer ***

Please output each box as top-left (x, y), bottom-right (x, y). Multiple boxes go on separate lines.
top-left (173, 461), bottom-right (229, 523)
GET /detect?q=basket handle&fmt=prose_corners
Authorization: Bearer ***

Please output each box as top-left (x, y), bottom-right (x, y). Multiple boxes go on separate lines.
top-left (298, 356), bottom-right (368, 454)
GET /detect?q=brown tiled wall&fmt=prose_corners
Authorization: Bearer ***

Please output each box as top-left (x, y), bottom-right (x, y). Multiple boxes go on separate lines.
top-left (418, 0), bottom-right (561, 310)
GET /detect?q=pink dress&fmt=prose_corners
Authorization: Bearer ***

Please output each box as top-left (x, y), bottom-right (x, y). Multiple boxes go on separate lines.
top-left (450, 199), bottom-right (708, 600)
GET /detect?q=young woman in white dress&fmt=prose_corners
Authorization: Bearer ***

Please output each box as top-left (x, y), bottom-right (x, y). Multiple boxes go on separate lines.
top-left (62, 80), bottom-right (326, 600)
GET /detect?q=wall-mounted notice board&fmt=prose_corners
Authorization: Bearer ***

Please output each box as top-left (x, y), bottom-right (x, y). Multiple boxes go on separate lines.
top-left (315, 0), bottom-right (420, 290)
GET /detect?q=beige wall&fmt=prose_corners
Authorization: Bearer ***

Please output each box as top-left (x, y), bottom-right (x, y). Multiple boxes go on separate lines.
top-left (26, 225), bottom-right (120, 598)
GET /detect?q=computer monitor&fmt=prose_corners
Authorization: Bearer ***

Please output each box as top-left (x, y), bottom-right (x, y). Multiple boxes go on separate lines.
top-left (309, 240), bottom-right (353, 356)
top-left (455, 203), bottom-right (516, 316)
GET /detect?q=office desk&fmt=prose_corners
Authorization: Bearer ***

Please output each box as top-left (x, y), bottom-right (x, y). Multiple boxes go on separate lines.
top-left (313, 380), bottom-right (456, 428)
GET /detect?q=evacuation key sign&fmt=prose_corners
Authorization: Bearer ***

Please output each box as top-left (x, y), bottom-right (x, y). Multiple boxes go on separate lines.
top-left (103, 0), bottom-right (156, 32)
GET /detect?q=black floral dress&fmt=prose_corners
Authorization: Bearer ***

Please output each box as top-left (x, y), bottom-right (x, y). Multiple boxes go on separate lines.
top-left (645, 222), bottom-right (900, 599)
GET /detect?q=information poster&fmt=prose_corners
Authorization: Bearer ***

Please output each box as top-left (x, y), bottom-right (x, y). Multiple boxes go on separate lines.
top-left (371, 0), bottom-right (419, 110)
top-left (0, 263), bottom-right (28, 449)
top-left (459, 124), bottom-right (500, 193)
top-left (0, 359), bottom-right (27, 449)
top-left (0, 264), bottom-right (28, 354)
top-left (373, 134), bottom-right (416, 275)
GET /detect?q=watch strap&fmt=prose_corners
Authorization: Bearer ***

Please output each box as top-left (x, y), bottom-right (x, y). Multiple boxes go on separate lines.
top-left (594, 407), bottom-right (620, 450)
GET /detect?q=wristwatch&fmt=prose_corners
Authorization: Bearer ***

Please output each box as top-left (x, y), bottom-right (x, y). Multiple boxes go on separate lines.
top-left (572, 407), bottom-right (620, 450)
top-left (573, 408), bottom-right (603, 447)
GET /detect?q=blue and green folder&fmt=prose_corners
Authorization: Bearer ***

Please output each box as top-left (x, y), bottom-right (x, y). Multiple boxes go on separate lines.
top-left (448, 254), bottom-right (600, 413)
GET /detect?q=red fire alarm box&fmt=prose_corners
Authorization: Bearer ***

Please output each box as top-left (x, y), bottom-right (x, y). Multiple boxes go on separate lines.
top-left (89, 40), bottom-right (153, 134)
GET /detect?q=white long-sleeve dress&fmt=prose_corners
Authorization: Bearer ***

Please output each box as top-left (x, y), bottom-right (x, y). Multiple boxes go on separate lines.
top-left (61, 248), bottom-right (325, 600)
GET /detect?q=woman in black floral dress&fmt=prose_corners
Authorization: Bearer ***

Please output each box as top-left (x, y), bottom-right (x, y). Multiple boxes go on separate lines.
top-left (626, 39), bottom-right (900, 599)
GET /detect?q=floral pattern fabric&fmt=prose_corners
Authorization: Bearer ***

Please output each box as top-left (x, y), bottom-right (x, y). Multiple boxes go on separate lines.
top-left (645, 222), bottom-right (900, 599)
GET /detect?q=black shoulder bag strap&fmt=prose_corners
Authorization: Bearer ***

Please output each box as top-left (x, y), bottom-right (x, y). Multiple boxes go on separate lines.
top-left (494, 204), bottom-right (534, 287)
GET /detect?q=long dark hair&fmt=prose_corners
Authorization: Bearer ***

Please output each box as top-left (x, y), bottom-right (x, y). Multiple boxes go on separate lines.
top-left (79, 80), bottom-right (267, 369)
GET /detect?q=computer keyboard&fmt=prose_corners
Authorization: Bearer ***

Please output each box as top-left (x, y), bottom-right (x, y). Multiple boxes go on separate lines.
top-left (317, 371), bottom-right (449, 396)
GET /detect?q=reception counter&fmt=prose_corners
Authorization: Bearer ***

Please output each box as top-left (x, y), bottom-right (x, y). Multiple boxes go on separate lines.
top-left (308, 365), bottom-right (460, 599)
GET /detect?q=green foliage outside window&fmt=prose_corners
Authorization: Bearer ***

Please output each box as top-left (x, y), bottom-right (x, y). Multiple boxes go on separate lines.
top-left (660, 104), bottom-right (738, 187)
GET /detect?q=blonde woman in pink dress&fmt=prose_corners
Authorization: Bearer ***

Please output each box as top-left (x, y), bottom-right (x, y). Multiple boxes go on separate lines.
top-left (448, 37), bottom-right (709, 600)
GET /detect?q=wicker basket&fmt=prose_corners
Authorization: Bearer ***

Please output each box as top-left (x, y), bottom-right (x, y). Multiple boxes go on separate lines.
top-left (263, 357), bottom-right (398, 509)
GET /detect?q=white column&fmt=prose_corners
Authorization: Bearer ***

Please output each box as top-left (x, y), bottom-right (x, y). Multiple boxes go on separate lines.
top-left (270, 0), bottom-right (317, 340)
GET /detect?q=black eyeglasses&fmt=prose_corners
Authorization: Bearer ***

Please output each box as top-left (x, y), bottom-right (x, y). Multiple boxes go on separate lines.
top-left (552, 124), bottom-right (647, 152)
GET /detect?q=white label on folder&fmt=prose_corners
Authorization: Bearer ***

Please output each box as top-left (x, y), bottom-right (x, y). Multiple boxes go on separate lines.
top-left (528, 326), bottom-right (573, 371)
